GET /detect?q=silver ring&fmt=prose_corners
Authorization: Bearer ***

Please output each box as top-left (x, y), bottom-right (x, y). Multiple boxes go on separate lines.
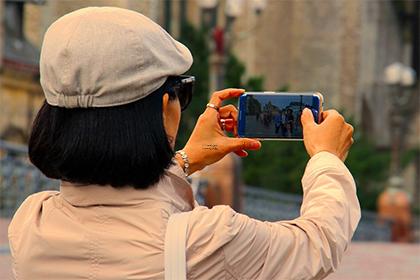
top-left (206, 103), bottom-right (219, 111)
top-left (220, 119), bottom-right (226, 130)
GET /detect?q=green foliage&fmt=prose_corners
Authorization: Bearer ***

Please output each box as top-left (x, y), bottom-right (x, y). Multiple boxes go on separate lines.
top-left (225, 54), bottom-right (245, 89)
top-left (346, 138), bottom-right (390, 183)
top-left (225, 52), bottom-right (265, 92)
top-left (243, 141), bottom-right (309, 194)
top-left (176, 22), bottom-right (210, 147)
top-left (401, 148), bottom-right (420, 168)
top-left (245, 76), bottom-right (265, 91)
top-left (277, 85), bottom-right (290, 92)
top-left (345, 130), bottom-right (391, 210)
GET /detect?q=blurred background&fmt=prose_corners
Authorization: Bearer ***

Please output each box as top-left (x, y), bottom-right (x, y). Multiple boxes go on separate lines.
top-left (0, 0), bottom-right (419, 279)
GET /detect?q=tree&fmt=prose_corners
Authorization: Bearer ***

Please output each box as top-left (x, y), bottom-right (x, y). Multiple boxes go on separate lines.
top-left (176, 22), bottom-right (210, 147)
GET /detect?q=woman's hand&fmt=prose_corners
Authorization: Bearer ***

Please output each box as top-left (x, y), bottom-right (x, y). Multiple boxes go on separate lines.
top-left (178, 89), bottom-right (261, 175)
top-left (301, 108), bottom-right (354, 161)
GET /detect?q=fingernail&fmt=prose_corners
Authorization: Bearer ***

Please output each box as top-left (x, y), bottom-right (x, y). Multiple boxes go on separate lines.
top-left (252, 141), bottom-right (261, 148)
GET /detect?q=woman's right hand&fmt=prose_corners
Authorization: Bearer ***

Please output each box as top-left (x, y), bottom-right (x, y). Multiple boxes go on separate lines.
top-left (301, 108), bottom-right (354, 161)
top-left (178, 89), bottom-right (261, 175)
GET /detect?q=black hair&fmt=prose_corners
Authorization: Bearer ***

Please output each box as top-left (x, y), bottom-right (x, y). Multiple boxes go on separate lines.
top-left (29, 79), bottom-right (179, 189)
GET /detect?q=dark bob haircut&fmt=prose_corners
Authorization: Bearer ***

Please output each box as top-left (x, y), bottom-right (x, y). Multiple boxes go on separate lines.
top-left (29, 79), bottom-right (179, 189)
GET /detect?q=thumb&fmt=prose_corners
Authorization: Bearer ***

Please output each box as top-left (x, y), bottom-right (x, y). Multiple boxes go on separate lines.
top-left (227, 138), bottom-right (261, 152)
top-left (301, 108), bottom-right (316, 128)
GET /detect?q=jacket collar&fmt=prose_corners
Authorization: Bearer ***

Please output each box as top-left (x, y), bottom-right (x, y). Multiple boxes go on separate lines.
top-left (60, 161), bottom-right (195, 211)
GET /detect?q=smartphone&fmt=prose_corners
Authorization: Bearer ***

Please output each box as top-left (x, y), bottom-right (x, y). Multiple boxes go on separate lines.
top-left (238, 92), bottom-right (323, 140)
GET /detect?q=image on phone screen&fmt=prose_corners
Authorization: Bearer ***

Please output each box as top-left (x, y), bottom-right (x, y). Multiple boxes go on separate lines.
top-left (240, 94), bottom-right (320, 139)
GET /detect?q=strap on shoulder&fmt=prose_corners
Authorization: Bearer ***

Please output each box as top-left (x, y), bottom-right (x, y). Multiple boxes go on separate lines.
top-left (164, 211), bottom-right (192, 280)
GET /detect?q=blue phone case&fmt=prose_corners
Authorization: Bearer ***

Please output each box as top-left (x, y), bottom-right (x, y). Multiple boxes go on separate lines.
top-left (238, 92), bottom-right (321, 140)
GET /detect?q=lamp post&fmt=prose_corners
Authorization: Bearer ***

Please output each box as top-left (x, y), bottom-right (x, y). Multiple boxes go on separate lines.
top-left (377, 62), bottom-right (417, 242)
top-left (199, 0), bottom-right (218, 31)
top-left (384, 62), bottom-right (417, 178)
top-left (198, 0), bottom-right (266, 93)
top-left (196, 0), bottom-right (266, 211)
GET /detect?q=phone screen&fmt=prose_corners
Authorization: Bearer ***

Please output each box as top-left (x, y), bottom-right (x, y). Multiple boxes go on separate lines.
top-left (238, 93), bottom-right (320, 140)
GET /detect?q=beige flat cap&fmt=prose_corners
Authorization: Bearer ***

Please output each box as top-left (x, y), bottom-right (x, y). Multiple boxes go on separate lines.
top-left (40, 7), bottom-right (193, 108)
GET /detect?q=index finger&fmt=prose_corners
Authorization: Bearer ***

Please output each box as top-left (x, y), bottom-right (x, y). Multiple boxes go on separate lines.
top-left (209, 88), bottom-right (245, 107)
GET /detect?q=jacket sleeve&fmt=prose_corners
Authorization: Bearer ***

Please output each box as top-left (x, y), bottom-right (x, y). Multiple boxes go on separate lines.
top-left (219, 151), bottom-right (361, 280)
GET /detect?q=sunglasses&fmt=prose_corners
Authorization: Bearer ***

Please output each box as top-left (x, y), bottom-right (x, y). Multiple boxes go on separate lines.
top-left (165, 75), bottom-right (195, 111)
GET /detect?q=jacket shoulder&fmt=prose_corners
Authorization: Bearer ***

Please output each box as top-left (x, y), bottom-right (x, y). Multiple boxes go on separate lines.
top-left (8, 191), bottom-right (59, 236)
top-left (187, 205), bottom-right (240, 252)
top-left (185, 206), bottom-right (250, 278)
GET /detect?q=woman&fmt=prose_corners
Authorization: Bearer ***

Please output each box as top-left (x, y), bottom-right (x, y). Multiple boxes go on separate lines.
top-left (285, 108), bottom-right (295, 137)
top-left (8, 7), bottom-right (360, 280)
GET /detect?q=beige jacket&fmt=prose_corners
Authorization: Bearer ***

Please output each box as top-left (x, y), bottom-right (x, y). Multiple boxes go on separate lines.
top-left (8, 151), bottom-right (360, 280)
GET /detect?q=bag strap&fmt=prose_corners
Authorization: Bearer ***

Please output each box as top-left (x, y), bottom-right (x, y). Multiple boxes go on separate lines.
top-left (164, 211), bottom-right (192, 280)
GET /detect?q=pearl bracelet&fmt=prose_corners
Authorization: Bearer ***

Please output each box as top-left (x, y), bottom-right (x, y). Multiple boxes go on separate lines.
top-left (175, 150), bottom-right (190, 177)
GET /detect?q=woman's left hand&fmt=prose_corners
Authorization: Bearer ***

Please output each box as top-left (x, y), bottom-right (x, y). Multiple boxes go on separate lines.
top-left (179, 88), bottom-right (262, 175)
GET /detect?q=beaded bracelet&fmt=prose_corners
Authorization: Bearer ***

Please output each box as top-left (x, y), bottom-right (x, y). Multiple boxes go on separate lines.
top-left (175, 150), bottom-right (190, 177)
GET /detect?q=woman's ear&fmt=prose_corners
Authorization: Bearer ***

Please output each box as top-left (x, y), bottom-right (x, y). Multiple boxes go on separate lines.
top-left (162, 93), bottom-right (170, 122)
top-left (161, 92), bottom-right (181, 149)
